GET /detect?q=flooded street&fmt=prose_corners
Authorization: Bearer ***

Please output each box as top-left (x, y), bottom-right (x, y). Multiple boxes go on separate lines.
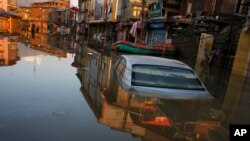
top-left (0, 37), bottom-right (138, 141)
top-left (1, 0), bottom-right (250, 140)
top-left (0, 32), bottom-right (250, 141)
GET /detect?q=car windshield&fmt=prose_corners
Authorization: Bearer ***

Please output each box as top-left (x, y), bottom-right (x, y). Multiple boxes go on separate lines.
top-left (131, 64), bottom-right (204, 90)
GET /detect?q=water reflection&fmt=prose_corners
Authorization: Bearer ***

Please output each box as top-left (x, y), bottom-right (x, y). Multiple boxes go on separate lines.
top-left (1, 34), bottom-right (138, 141)
top-left (0, 31), bottom-right (249, 140)
top-left (74, 44), bottom-right (224, 141)
top-left (19, 33), bottom-right (77, 58)
top-left (0, 37), bottom-right (20, 66)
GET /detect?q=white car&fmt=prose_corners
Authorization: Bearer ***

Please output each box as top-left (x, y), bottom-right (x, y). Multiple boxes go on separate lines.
top-left (110, 55), bottom-right (213, 100)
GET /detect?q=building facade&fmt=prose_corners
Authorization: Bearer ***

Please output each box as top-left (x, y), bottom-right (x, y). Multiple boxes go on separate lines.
top-left (0, 0), bottom-right (20, 34)
top-left (20, 0), bottom-right (70, 34)
top-left (0, 0), bottom-right (18, 13)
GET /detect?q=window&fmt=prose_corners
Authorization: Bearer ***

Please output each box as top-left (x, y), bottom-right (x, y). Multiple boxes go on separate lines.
top-left (133, 6), bottom-right (142, 17)
top-left (241, 6), bottom-right (249, 15)
top-left (234, 0), bottom-right (250, 16)
top-left (132, 65), bottom-right (204, 90)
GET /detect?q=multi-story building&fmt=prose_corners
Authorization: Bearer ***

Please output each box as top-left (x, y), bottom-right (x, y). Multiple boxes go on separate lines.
top-left (78, 0), bottom-right (150, 46)
top-left (0, 0), bottom-right (18, 13)
top-left (19, 7), bottom-right (31, 20)
top-left (78, 0), bottom-right (88, 23)
top-left (78, 0), bottom-right (199, 46)
top-left (191, 0), bottom-right (249, 17)
top-left (48, 6), bottom-right (79, 34)
top-left (31, 0), bottom-right (70, 8)
top-left (20, 0), bottom-right (70, 34)
top-left (0, 0), bottom-right (20, 34)
top-left (86, 0), bottom-right (131, 23)
top-left (163, 0), bottom-right (184, 17)
top-left (49, 8), bottom-right (71, 26)
top-left (76, 0), bottom-right (249, 49)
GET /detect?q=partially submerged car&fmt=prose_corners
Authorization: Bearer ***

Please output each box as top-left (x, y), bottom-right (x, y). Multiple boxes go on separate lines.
top-left (106, 55), bottom-right (219, 140)
top-left (109, 55), bottom-right (213, 101)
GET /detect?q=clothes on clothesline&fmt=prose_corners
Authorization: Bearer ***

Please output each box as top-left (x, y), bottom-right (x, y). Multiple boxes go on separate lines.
top-left (129, 21), bottom-right (141, 37)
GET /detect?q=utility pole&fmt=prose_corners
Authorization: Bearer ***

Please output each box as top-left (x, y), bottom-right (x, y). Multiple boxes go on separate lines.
top-left (140, 0), bottom-right (146, 41)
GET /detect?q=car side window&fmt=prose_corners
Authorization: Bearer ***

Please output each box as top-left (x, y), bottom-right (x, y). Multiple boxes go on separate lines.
top-left (116, 58), bottom-right (126, 79)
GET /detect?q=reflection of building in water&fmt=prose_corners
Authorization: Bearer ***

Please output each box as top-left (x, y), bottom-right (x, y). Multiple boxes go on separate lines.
top-left (48, 34), bottom-right (75, 53)
top-left (48, 8), bottom-right (71, 34)
top-left (223, 22), bottom-right (250, 124)
top-left (74, 46), bottom-right (112, 98)
top-left (74, 45), bottom-right (221, 141)
top-left (48, 7), bottom-right (79, 34)
top-left (0, 37), bottom-right (20, 66)
top-left (74, 45), bottom-right (174, 140)
top-left (81, 87), bottom-right (146, 137)
top-left (29, 33), bottom-right (49, 47)
top-left (193, 19), bottom-right (250, 139)
top-left (73, 45), bottom-right (143, 136)
top-left (21, 33), bottom-right (67, 58)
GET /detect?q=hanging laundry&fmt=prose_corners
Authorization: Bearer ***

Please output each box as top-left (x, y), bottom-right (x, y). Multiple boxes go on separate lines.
top-left (129, 21), bottom-right (141, 37)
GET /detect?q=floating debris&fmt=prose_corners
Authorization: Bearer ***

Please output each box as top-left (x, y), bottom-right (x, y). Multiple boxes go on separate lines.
top-left (52, 111), bottom-right (68, 116)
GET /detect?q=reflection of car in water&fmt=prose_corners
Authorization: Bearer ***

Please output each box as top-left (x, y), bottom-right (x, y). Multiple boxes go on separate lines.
top-left (74, 49), bottom-right (221, 141)
top-left (106, 55), bottom-right (219, 140)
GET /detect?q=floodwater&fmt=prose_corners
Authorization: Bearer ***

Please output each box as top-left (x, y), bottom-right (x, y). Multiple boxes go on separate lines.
top-left (0, 33), bottom-right (250, 141)
top-left (0, 36), bottom-right (138, 141)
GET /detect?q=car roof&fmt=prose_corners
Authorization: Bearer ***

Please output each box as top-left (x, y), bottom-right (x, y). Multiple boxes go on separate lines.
top-left (121, 55), bottom-right (192, 70)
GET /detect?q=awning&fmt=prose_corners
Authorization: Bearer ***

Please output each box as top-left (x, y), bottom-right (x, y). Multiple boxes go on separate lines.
top-left (71, 7), bottom-right (80, 13)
